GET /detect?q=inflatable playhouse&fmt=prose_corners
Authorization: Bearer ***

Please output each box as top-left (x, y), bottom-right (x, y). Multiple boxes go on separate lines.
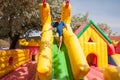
top-left (0, 0), bottom-right (120, 80)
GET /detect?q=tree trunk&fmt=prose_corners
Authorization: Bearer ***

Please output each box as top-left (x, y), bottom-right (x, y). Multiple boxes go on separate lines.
top-left (9, 33), bottom-right (20, 49)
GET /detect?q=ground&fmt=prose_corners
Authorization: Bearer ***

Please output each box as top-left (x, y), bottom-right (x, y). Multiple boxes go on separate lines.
top-left (0, 61), bottom-right (37, 80)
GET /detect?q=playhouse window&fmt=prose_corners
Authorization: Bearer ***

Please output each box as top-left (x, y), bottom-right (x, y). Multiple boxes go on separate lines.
top-left (88, 37), bottom-right (94, 42)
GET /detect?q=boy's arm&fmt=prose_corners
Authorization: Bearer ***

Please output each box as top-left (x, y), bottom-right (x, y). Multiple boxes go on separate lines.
top-left (63, 22), bottom-right (68, 30)
top-left (47, 22), bottom-right (57, 31)
top-left (44, 22), bottom-right (57, 32)
top-left (41, 22), bottom-right (57, 35)
top-left (48, 26), bottom-right (53, 30)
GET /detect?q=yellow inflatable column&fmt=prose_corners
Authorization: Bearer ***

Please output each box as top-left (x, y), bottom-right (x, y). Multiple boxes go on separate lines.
top-left (103, 65), bottom-right (120, 80)
top-left (35, 2), bottom-right (53, 80)
top-left (62, 2), bottom-right (90, 79)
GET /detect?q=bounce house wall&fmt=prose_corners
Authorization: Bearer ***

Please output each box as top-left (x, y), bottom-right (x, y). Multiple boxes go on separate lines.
top-left (78, 26), bottom-right (108, 68)
top-left (0, 49), bottom-right (30, 78)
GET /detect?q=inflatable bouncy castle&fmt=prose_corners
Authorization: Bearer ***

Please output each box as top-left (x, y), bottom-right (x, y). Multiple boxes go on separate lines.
top-left (1, 0), bottom-right (120, 80)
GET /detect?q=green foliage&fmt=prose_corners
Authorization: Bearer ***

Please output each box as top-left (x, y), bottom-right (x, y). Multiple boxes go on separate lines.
top-left (47, 0), bottom-right (64, 22)
top-left (0, 0), bottom-right (88, 38)
top-left (71, 13), bottom-right (89, 32)
top-left (0, 0), bottom-right (40, 38)
top-left (97, 23), bottom-right (112, 36)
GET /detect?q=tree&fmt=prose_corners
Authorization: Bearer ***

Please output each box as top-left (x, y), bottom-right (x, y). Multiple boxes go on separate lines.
top-left (0, 0), bottom-right (40, 49)
top-left (112, 32), bottom-right (118, 36)
top-left (38, 0), bottom-right (64, 22)
top-left (71, 13), bottom-right (89, 32)
top-left (0, 0), bottom-right (88, 49)
top-left (97, 23), bottom-right (112, 36)
top-left (47, 0), bottom-right (64, 22)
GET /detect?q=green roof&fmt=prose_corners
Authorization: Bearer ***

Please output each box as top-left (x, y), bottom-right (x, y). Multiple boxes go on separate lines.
top-left (76, 20), bottom-right (112, 44)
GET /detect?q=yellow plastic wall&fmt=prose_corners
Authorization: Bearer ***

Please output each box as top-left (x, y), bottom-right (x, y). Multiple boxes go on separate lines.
top-left (0, 49), bottom-right (29, 77)
top-left (19, 39), bottom-right (29, 46)
top-left (19, 39), bottom-right (40, 46)
top-left (19, 39), bottom-right (40, 61)
top-left (78, 26), bottom-right (108, 68)
top-left (102, 65), bottom-right (120, 80)
top-left (62, 3), bottom-right (90, 79)
top-left (35, 3), bottom-right (53, 80)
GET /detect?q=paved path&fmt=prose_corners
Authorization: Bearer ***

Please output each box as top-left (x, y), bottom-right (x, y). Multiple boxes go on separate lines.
top-left (0, 61), bottom-right (37, 80)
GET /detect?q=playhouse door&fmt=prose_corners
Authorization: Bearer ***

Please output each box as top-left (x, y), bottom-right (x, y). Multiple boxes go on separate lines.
top-left (87, 53), bottom-right (97, 67)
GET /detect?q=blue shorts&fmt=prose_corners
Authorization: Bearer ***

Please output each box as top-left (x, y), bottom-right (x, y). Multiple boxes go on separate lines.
top-left (58, 31), bottom-right (63, 36)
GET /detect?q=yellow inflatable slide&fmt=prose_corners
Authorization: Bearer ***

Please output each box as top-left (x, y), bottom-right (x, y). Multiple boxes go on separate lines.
top-left (35, 2), bottom-right (53, 80)
top-left (62, 2), bottom-right (90, 80)
top-left (36, 1), bottom-right (90, 80)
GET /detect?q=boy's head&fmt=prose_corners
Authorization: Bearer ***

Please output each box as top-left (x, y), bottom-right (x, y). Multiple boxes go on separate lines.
top-left (57, 16), bottom-right (61, 22)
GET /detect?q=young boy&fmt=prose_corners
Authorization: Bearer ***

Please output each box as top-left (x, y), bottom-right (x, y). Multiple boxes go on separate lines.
top-left (53, 16), bottom-right (67, 51)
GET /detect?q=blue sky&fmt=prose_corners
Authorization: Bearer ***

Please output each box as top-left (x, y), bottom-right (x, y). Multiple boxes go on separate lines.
top-left (70, 0), bottom-right (120, 35)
